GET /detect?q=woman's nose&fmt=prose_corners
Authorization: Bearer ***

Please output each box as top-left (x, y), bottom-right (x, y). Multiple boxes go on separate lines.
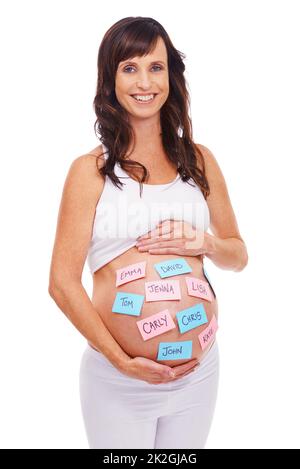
top-left (136, 71), bottom-right (153, 87)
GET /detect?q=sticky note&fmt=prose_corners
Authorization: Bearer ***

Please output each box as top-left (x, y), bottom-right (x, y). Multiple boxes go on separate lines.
top-left (154, 258), bottom-right (192, 278)
top-left (136, 309), bottom-right (176, 341)
top-left (145, 279), bottom-right (181, 302)
top-left (185, 277), bottom-right (213, 302)
top-left (198, 315), bottom-right (218, 350)
top-left (176, 303), bottom-right (208, 333)
top-left (112, 292), bottom-right (144, 316)
top-left (116, 261), bottom-right (146, 287)
top-left (157, 341), bottom-right (193, 360)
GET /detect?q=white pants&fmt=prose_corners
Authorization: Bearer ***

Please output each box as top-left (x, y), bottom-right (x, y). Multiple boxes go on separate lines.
top-left (79, 339), bottom-right (220, 449)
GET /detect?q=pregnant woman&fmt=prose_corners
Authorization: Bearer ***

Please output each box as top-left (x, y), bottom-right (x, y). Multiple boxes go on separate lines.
top-left (48, 17), bottom-right (248, 449)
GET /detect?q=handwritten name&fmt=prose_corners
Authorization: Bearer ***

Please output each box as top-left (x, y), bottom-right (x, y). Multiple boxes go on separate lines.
top-left (161, 263), bottom-right (183, 273)
top-left (120, 267), bottom-right (142, 281)
top-left (182, 310), bottom-right (203, 326)
top-left (120, 297), bottom-right (133, 308)
top-left (202, 326), bottom-right (214, 343)
top-left (143, 314), bottom-right (168, 334)
top-left (147, 283), bottom-right (175, 294)
top-left (191, 281), bottom-right (209, 296)
top-left (162, 345), bottom-right (183, 357)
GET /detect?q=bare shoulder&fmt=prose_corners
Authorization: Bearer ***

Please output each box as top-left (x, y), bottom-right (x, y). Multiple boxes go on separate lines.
top-left (195, 143), bottom-right (219, 171)
top-left (195, 143), bottom-right (226, 191)
top-left (76, 144), bottom-right (106, 171)
top-left (71, 144), bottom-right (105, 182)
top-left (64, 145), bottom-right (106, 208)
top-left (85, 144), bottom-right (106, 160)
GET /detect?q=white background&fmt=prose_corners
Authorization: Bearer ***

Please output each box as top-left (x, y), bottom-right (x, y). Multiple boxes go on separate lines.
top-left (1, 0), bottom-right (299, 449)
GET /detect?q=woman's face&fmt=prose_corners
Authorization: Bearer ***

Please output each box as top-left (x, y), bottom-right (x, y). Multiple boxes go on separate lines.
top-left (115, 36), bottom-right (169, 121)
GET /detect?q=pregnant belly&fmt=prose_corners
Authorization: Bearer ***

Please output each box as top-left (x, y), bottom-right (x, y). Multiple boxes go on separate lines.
top-left (91, 247), bottom-right (218, 367)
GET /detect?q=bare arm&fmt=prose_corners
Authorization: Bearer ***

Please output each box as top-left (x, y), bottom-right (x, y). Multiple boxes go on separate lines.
top-left (48, 154), bottom-right (131, 371)
top-left (197, 144), bottom-right (248, 272)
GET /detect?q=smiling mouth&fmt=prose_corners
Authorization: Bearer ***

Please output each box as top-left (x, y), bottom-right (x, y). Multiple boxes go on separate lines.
top-left (130, 94), bottom-right (158, 104)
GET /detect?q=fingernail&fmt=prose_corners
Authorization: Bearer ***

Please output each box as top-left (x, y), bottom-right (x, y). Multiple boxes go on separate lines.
top-left (169, 371), bottom-right (175, 378)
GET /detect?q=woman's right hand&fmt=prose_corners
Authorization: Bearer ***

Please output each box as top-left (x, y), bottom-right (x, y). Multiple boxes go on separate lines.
top-left (119, 355), bottom-right (200, 384)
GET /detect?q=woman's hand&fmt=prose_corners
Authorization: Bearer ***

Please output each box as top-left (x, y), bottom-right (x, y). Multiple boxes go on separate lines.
top-left (120, 356), bottom-right (200, 385)
top-left (135, 219), bottom-right (215, 257)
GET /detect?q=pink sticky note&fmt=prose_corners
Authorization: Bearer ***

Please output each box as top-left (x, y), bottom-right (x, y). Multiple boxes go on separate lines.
top-left (116, 261), bottom-right (147, 287)
top-left (136, 309), bottom-right (176, 341)
top-left (198, 315), bottom-right (218, 350)
top-left (145, 279), bottom-right (181, 301)
top-left (185, 277), bottom-right (213, 302)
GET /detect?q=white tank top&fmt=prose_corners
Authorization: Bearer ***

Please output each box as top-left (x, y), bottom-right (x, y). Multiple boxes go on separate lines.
top-left (87, 144), bottom-right (210, 274)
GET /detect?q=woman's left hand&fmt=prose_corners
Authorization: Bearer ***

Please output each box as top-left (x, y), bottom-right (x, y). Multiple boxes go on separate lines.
top-left (135, 220), bottom-right (215, 257)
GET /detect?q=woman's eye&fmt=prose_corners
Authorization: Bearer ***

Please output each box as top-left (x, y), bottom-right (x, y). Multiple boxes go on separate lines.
top-left (123, 65), bottom-right (163, 73)
top-left (123, 66), bottom-right (135, 73)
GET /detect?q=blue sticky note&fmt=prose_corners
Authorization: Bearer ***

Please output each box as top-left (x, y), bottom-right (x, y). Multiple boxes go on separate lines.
top-left (176, 303), bottom-right (208, 333)
top-left (154, 258), bottom-right (192, 278)
top-left (157, 341), bottom-right (193, 360)
top-left (112, 292), bottom-right (144, 316)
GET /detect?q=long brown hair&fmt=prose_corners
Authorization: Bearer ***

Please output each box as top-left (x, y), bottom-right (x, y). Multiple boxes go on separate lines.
top-left (93, 16), bottom-right (210, 199)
